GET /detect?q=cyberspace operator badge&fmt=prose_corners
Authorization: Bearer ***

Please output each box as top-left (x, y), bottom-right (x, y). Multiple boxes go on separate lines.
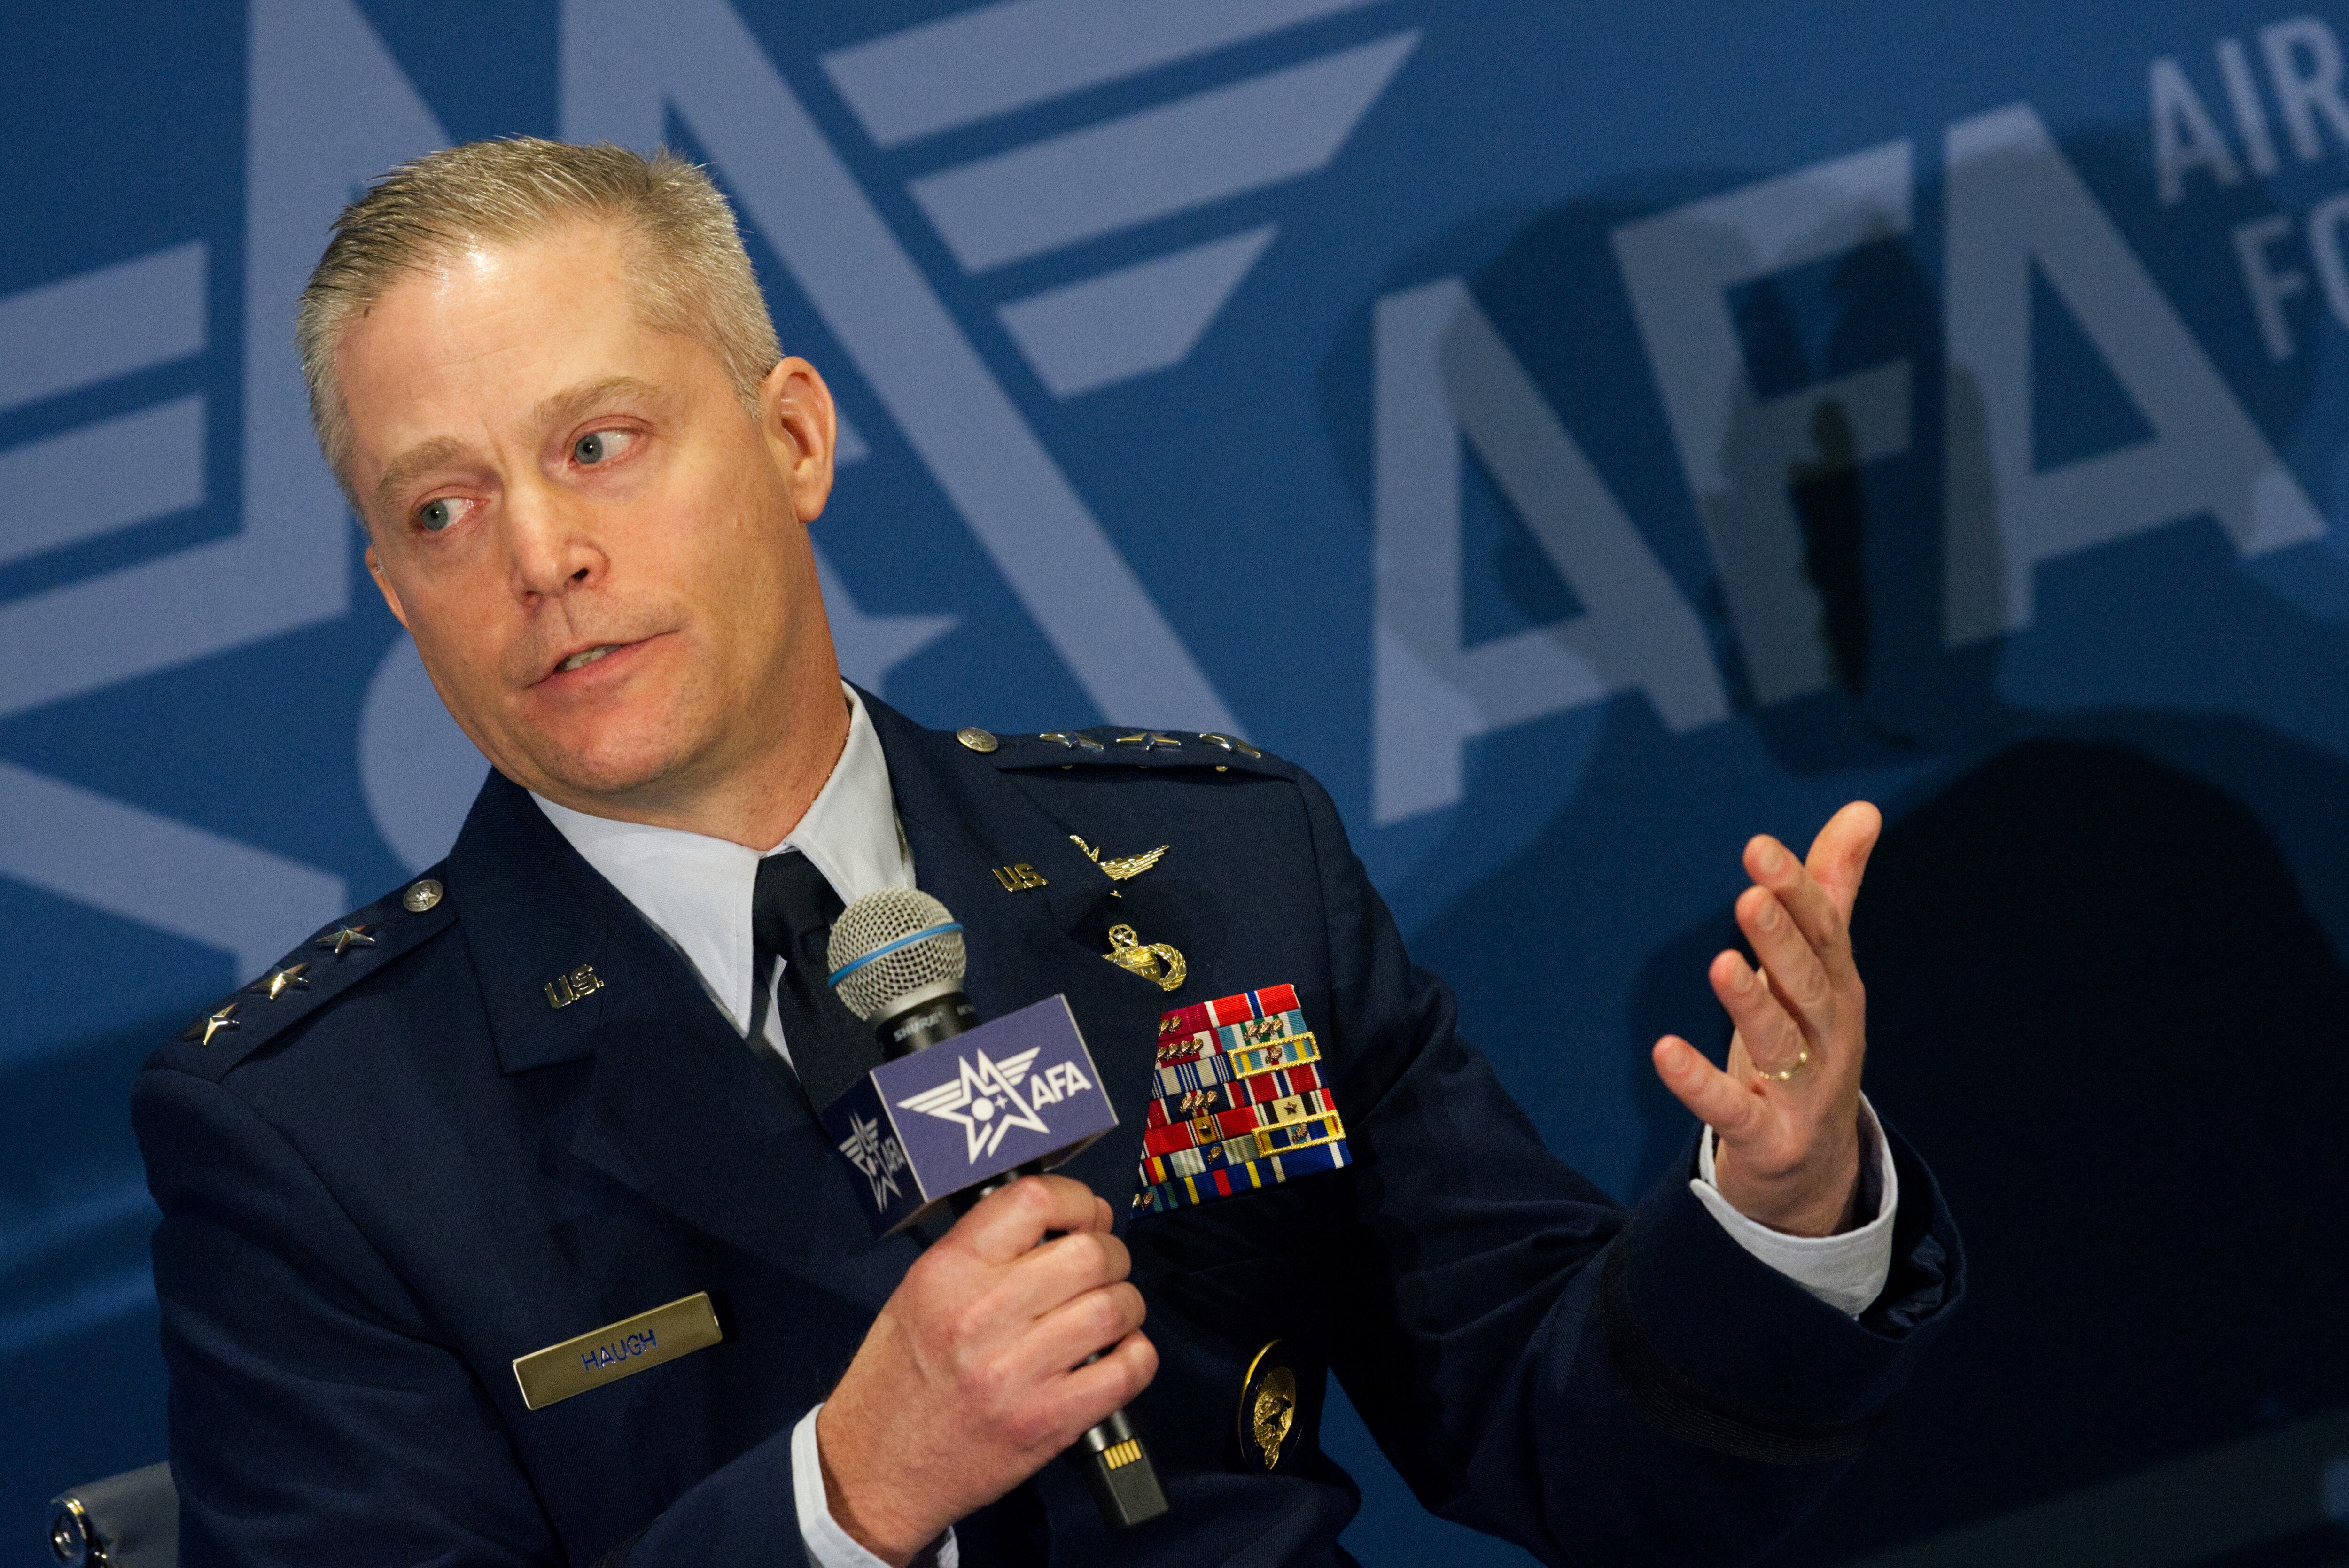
top-left (819, 994), bottom-right (1117, 1236)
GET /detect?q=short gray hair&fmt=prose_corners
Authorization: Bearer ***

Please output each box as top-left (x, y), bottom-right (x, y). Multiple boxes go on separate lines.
top-left (297, 137), bottom-right (780, 514)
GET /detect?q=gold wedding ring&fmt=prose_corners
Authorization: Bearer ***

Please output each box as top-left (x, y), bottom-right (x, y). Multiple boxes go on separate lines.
top-left (1746, 968), bottom-right (1810, 1082)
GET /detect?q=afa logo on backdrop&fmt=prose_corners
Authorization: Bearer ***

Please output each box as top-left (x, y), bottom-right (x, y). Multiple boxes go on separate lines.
top-left (0, 0), bottom-right (1424, 973)
top-left (1, 0), bottom-right (2342, 973)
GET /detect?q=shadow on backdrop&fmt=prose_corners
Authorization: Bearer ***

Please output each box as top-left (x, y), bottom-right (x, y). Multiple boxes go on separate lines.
top-left (1322, 122), bottom-right (2349, 1566)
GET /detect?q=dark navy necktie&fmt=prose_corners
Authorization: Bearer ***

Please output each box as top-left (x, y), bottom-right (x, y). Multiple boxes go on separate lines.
top-left (750, 851), bottom-right (879, 1114)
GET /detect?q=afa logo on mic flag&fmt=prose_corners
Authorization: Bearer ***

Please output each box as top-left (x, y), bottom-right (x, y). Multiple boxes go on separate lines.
top-left (819, 994), bottom-right (1117, 1235)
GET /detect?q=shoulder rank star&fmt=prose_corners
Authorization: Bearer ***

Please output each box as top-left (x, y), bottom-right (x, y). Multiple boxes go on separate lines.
top-left (182, 1001), bottom-right (241, 1045)
top-left (1070, 835), bottom-right (1168, 882)
top-left (249, 962), bottom-right (311, 1001)
top-left (1104, 924), bottom-right (1187, 993)
top-left (314, 923), bottom-right (377, 956)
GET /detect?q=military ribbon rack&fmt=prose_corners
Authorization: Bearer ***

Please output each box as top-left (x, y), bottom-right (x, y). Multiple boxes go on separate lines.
top-left (1132, 984), bottom-right (1352, 1215)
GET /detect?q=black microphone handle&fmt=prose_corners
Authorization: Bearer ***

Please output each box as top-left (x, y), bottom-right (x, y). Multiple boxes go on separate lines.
top-left (871, 990), bottom-right (1170, 1531)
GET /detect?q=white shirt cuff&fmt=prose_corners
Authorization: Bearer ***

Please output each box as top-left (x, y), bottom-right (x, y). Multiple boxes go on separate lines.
top-left (791, 1404), bottom-right (959, 1568)
top-left (1688, 1093), bottom-right (1898, 1318)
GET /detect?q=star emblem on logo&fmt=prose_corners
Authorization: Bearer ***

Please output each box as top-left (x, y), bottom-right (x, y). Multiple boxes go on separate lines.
top-left (896, 1048), bottom-right (1050, 1163)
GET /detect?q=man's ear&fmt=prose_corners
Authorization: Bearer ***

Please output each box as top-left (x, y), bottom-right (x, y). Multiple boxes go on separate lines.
top-left (365, 541), bottom-right (411, 629)
top-left (759, 355), bottom-right (837, 525)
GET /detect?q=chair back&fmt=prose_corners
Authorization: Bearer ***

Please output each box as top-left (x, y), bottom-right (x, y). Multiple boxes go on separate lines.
top-left (47, 1463), bottom-right (177, 1568)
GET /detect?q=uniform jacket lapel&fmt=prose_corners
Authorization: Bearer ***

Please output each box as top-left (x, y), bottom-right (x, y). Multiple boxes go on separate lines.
top-left (448, 773), bottom-right (861, 1285)
top-left (864, 694), bottom-right (1168, 1219)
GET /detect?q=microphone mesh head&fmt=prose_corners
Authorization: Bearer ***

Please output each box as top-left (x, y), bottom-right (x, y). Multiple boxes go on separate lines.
top-left (827, 887), bottom-right (967, 1021)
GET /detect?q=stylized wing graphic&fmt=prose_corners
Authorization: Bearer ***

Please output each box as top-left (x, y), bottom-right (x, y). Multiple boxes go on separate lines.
top-left (898, 1079), bottom-right (972, 1118)
top-left (1100, 845), bottom-right (1168, 881)
top-left (995, 1048), bottom-right (1042, 1087)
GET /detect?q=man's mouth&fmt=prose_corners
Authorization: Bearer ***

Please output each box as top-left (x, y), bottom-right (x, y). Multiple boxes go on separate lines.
top-left (557, 644), bottom-right (622, 674)
top-left (537, 632), bottom-right (667, 686)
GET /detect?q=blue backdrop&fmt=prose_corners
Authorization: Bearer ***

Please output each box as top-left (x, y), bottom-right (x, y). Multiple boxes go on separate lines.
top-left (7, 2), bottom-right (2349, 1562)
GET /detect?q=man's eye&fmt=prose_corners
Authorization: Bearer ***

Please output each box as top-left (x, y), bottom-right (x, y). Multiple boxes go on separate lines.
top-left (417, 497), bottom-right (463, 533)
top-left (573, 428), bottom-right (635, 466)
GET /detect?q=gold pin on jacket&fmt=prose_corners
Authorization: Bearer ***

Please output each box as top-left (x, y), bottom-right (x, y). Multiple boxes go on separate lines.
top-left (993, 862), bottom-right (1048, 892)
top-left (1238, 1341), bottom-right (1299, 1471)
top-left (544, 964), bottom-right (604, 1010)
top-left (1104, 924), bottom-right (1186, 993)
top-left (1070, 836), bottom-right (1168, 882)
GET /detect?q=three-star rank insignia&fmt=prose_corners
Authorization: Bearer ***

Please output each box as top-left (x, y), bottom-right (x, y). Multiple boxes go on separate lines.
top-left (1237, 1342), bottom-right (1299, 1471)
top-left (1104, 924), bottom-right (1186, 993)
top-left (171, 876), bottom-right (456, 1073)
top-left (182, 1001), bottom-right (242, 1046)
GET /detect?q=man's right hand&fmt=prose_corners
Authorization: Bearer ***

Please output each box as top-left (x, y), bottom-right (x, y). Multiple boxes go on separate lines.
top-left (815, 1175), bottom-right (1157, 1565)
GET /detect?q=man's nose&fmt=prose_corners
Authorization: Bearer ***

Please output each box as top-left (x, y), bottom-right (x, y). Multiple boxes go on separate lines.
top-left (505, 479), bottom-right (603, 600)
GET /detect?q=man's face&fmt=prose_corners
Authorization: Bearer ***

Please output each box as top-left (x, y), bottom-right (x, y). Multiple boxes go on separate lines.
top-left (342, 220), bottom-right (837, 818)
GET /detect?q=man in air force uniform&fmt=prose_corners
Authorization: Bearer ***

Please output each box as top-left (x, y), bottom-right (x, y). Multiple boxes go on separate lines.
top-left (134, 141), bottom-right (1961, 1568)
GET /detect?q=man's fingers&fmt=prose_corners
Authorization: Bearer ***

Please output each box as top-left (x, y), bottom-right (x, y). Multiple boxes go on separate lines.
top-left (957, 1176), bottom-right (1106, 1265)
top-left (1712, 951), bottom-right (1814, 1079)
top-left (1732, 888), bottom-right (1837, 1035)
top-left (1742, 834), bottom-right (1849, 971)
top-left (1036, 1328), bottom-right (1159, 1444)
top-left (1019, 1281), bottom-right (1149, 1385)
top-left (1651, 1035), bottom-right (1762, 1137)
top-left (995, 1228), bottom-right (1132, 1323)
top-left (1804, 800), bottom-right (1882, 922)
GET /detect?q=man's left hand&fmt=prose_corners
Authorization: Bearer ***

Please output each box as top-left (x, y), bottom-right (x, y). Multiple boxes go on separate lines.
top-left (1651, 800), bottom-right (1882, 1238)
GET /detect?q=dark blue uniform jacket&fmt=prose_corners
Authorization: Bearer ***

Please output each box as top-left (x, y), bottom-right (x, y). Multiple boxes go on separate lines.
top-left (133, 694), bottom-right (1963, 1567)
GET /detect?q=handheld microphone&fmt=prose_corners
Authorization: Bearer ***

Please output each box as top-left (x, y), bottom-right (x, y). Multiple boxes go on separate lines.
top-left (826, 888), bottom-right (979, 1059)
top-left (824, 890), bottom-right (1170, 1531)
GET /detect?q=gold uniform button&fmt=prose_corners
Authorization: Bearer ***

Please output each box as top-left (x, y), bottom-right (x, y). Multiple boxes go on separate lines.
top-left (404, 878), bottom-right (444, 913)
top-left (956, 726), bottom-right (999, 754)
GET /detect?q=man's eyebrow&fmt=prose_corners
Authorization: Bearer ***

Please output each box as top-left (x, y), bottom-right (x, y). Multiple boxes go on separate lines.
top-left (373, 436), bottom-right (470, 517)
top-left (530, 375), bottom-right (672, 434)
